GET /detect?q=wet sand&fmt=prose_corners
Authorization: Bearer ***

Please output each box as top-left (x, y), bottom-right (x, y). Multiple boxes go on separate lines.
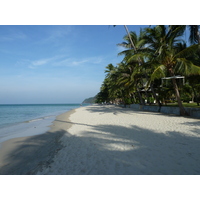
top-left (0, 109), bottom-right (75, 175)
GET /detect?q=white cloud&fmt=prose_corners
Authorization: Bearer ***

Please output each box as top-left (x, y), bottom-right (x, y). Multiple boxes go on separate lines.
top-left (52, 56), bottom-right (104, 68)
top-left (32, 59), bottom-right (49, 66)
top-left (52, 58), bottom-right (71, 66)
top-left (71, 59), bottom-right (89, 66)
top-left (27, 55), bottom-right (65, 69)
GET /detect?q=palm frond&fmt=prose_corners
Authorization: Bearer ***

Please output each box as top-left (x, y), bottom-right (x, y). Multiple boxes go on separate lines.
top-left (151, 65), bottom-right (166, 81)
top-left (136, 39), bottom-right (146, 49)
top-left (175, 58), bottom-right (200, 75)
top-left (127, 52), bottom-right (150, 63)
top-left (175, 44), bottom-right (199, 58)
top-left (117, 42), bottom-right (131, 49)
top-left (117, 49), bottom-right (134, 56)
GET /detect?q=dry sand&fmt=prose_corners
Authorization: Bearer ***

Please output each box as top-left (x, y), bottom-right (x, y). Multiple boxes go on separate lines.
top-left (1, 105), bottom-right (200, 175)
top-left (36, 105), bottom-right (200, 175)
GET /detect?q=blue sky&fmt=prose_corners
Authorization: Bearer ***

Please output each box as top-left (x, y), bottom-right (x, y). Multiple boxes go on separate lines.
top-left (0, 25), bottom-right (147, 104)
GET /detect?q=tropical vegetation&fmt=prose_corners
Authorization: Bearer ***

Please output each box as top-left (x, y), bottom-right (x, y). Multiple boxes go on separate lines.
top-left (95, 25), bottom-right (200, 116)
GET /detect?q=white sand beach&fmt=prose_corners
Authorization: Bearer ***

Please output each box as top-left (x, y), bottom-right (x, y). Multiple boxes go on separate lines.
top-left (0, 105), bottom-right (200, 175)
top-left (34, 105), bottom-right (200, 175)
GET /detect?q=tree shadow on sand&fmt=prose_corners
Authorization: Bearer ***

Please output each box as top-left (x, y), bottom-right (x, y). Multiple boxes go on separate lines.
top-left (85, 105), bottom-right (176, 118)
top-left (1, 116), bottom-right (200, 175)
top-left (66, 123), bottom-right (200, 175)
top-left (0, 130), bottom-right (65, 175)
top-left (86, 105), bottom-right (200, 120)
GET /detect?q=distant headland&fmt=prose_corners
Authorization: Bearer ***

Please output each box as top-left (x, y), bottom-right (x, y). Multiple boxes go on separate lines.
top-left (82, 97), bottom-right (96, 104)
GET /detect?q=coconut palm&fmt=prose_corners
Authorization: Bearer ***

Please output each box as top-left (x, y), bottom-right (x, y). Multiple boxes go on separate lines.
top-left (118, 29), bottom-right (162, 107)
top-left (143, 25), bottom-right (200, 115)
top-left (115, 61), bottom-right (143, 105)
top-left (103, 64), bottom-right (123, 103)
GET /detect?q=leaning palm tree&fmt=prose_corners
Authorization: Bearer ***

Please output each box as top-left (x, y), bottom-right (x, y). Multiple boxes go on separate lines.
top-left (114, 25), bottom-right (138, 51)
top-left (143, 25), bottom-right (200, 115)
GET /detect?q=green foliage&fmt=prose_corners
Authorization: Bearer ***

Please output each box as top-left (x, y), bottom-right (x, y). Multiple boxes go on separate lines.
top-left (95, 25), bottom-right (200, 110)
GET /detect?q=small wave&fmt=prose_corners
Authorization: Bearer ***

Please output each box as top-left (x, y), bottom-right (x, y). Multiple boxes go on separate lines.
top-left (25, 118), bottom-right (43, 123)
top-left (43, 115), bottom-right (55, 119)
top-left (24, 115), bottom-right (55, 123)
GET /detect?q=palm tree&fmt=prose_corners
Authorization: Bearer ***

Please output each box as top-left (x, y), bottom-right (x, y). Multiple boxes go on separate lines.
top-left (114, 25), bottom-right (138, 51)
top-left (105, 63), bottom-right (115, 75)
top-left (118, 29), bottom-right (162, 107)
top-left (116, 61), bottom-right (142, 105)
top-left (143, 25), bottom-right (200, 115)
top-left (103, 63), bottom-right (124, 104)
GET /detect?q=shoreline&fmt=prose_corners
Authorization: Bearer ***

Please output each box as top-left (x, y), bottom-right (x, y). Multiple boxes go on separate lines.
top-left (1, 105), bottom-right (200, 175)
top-left (0, 108), bottom-right (76, 175)
top-left (0, 104), bottom-right (81, 147)
top-left (0, 116), bottom-right (55, 148)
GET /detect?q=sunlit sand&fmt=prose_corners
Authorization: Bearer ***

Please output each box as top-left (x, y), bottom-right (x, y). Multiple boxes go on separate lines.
top-left (35, 105), bottom-right (200, 175)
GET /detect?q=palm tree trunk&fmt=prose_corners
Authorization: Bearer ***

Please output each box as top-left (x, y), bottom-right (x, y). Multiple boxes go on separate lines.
top-left (171, 77), bottom-right (188, 116)
top-left (137, 90), bottom-right (144, 105)
top-left (191, 86), bottom-right (200, 106)
top-left (124, 25), bottom-right (137, 51)
top-left (131, 93), bottom-right (136, 103)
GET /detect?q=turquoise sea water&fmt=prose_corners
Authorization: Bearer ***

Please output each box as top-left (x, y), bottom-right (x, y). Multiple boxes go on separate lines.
top-left (0, 104), bottom-right (81, 128)
top-left (0, 104), bottom-right (85, 145)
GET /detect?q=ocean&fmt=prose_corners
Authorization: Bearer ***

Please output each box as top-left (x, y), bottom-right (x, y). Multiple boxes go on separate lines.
top-left (0, 104), bottom-right (84, 145)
